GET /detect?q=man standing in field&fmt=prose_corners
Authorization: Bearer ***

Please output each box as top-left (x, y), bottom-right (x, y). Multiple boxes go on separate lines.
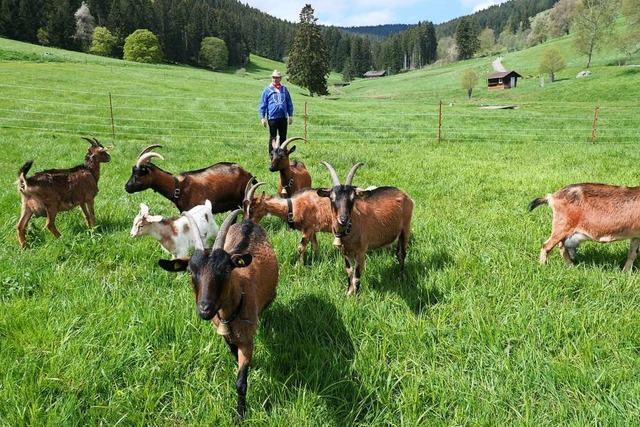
top-left (259, 70), bottom-right (294, 156)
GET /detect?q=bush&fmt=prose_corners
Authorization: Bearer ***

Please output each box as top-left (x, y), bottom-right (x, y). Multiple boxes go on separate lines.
top-left (123, 29), bottom-right (163, 64)
top-left (90, 27), bottom-right (116, 57)
top-left (199, 37), bottom-right (228, 70)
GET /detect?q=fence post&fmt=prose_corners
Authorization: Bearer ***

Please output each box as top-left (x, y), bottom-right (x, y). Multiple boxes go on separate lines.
top-left (438, 100), bottom-right (442, 144)
top-left (591, 105), bottom-right (599, 144)
top-left (304, 101), bottom-right (308, 142)
top-left (109, 92), bottom-right (115, 142)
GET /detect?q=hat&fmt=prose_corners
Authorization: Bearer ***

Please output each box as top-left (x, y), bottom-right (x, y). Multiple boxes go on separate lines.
top-left (271, 70), bottom-right (281, 78)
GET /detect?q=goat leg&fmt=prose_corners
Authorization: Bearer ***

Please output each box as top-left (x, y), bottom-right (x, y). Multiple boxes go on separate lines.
top-left (17, 207), bottom-right (34, 249)
top-left (344, 257), bottom-right (353, 293)
top-left (235, 344), bottom-right (253, 419)
top-left (623, 238), bottom-right (640, 273)
top-left (45, 209), bottom-right (62, 238)
top-left (81, 200), bottom-right (97, 227)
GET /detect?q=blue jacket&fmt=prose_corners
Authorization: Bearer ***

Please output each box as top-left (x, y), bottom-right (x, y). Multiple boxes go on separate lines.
top-left (259, 84), bottom-right (293, 120)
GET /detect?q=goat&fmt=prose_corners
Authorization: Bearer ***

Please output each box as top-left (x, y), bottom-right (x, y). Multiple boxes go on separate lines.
top-left (125, 145), bottom-right (256, 213)
top-left (130, 199), bottom-right (219, 258)
top-left (269, 136), bottom-right (311, 197)
top-left (158, 206), bottom-right (279, 418)
top-left (529, 182), bottom-right (640, 272)
top-left (245, 183), bottom-right (332, 264)
top-left (16, 137), bottom-right (113, 249)
top-left (317, 162), bottom-right (414, 295)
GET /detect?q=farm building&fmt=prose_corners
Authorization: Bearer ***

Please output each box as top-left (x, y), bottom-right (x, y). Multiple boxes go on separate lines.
top-left (363, 70), bottom-right (387, 78)
top-left (487, 71), bottom-right (522, 90)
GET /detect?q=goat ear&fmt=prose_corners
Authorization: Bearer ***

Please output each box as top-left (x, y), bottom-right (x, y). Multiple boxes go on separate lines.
top-left (288, 145), bottom-right (296, 154)
top-left (140, 203), bottom-right (149, 214)
top-left (231, 254), bottom-right (252, 268)
top-left (147, 214), bottom-right (163, 222)
top-left (317, 188), bottom-right (331, 198)
top-left (158, 258), bottom-right (189, 272)
top-left (271, 138), bottom-right (278, 150)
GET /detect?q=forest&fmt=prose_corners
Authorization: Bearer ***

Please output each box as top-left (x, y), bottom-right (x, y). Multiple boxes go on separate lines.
top-left (0, 0), bottom-right (561, 74)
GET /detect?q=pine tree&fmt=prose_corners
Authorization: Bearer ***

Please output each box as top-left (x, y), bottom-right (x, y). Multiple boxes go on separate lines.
top-left (286, 4), bottom-right (329, 97)
top-left (455, 16), bottom-right (480, 60)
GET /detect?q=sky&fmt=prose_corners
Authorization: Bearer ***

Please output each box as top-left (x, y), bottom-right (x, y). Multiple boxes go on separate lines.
top-left (240, 0), bottom-right (510, 27)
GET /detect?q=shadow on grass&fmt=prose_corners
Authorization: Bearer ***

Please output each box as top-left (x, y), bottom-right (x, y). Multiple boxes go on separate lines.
top-left (260, 295), bottom-right (376, 424)
top-left (570, 246), bottom-right (630, 272)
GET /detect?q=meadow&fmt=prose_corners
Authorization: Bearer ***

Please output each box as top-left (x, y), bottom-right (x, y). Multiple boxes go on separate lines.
top-left (1, 36), bottom-right (640, 425)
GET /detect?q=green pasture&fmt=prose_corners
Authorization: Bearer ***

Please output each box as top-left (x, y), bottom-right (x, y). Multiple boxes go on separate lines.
top-left (1, 36), bottom-right (640, 425)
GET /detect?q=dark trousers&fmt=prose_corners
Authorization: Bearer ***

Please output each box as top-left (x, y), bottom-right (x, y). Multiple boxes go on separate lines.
top-left (268, 117), bottom-right (288, 155)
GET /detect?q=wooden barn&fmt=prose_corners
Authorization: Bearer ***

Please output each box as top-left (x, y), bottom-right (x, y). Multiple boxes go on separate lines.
top-left (487, 71), bottom-right (522, 90)
top-left (363, 70), bottom-right (387, 78)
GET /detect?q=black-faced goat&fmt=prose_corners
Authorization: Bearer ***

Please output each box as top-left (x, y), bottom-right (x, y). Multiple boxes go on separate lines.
top-left (17, 137), bottom-right (112, 249)
top-left (158, 207), bottom-right (278, 418)
top-left (317, 162), bottom-right (414, 295)
top-left (529, 182), bottom-right (640, 272)
top-left (125, 145), bottom-right (255, 213)
top-left (269, 136), bottom-right (311, 197)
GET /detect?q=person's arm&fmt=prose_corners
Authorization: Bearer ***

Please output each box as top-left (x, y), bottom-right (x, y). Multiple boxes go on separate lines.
top-left (285, 87), bottom-right (293, 124)
top-left (259, 89), bottom-right (268, 126)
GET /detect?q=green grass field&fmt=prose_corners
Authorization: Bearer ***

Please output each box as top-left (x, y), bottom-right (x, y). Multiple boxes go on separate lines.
top-left (1, 36), bottom-right (640, 425)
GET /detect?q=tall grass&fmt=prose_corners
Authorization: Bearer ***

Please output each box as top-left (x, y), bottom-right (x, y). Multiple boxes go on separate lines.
top-left (1, 36), bottom-right (640, 425)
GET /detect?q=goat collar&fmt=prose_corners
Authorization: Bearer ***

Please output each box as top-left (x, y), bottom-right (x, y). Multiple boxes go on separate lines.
top-left (172, 176), bottom-right (181, 200)
top-left (217, 291), bottom-right (245, 330)
top-left (333, 220), bottom-right (352, 238)
top-left (280, 177), bottom-right (294, 196)
top-left (286, 198), bottom-right (295, 229)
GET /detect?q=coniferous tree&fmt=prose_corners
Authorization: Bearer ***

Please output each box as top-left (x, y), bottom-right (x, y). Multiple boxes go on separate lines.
top-left (287, 4), bottom-right (329, 96)
top-left (455, 16), bottom-right (480, 60)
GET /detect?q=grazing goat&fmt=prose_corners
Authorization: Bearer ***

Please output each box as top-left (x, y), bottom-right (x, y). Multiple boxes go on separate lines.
top-left (529, 182), bottom-right (640, 272)
top-left (245, 183), bottom-right (332, 264)
top-left (16, 137), bottom-right (113, 249)
top-left (125, 145), bottom-right (256, 213)
top-left (130, 199), bottom-right (219, 258)
top-left (269, 136), bottom-right (311, 197)
top-left (158, 207), bottom-right (278, 418)
top-left (317, 162), bottom-right (414, 295)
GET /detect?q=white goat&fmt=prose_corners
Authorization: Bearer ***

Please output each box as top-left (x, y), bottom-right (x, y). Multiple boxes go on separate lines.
top-left (130, 199), bottom-right (218, 258)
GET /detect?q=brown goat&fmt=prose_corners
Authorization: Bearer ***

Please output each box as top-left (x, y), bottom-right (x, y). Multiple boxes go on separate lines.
top-left (317, 162), bottom-right (414, 295)
top-left (125, 145), bottom-right (255, 213)
top-left (269, 136), bottom-right (311, 197)
top-left (158, 207), bottom-right (278, 418)
top-left (16, 137), bottom-right (113, 249)
top-left (246, 183), bottom-right (332, 264)
top-left (529, 183), bottom-right (640, 272)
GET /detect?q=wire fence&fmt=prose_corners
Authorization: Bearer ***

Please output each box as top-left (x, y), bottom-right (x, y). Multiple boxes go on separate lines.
top-left (1, 83), bottom-right (638, 145)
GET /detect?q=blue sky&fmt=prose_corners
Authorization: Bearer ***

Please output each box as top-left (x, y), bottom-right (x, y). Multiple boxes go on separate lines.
top-left (241, 0), bottom-right (509, 26)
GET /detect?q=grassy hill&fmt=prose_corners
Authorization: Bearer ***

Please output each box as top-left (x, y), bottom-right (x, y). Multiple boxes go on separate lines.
top-left (1, 35), bottom-right (640, 425)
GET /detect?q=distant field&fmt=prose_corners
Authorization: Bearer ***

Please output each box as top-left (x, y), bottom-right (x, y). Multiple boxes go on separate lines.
top-left (1, 37), bottom-right (640, 425)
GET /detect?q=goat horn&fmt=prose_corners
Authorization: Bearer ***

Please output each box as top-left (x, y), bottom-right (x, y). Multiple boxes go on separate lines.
top-left (245, 182), bottom-right (265, 203)
top-left (320, 161), bottom-right (341, 187)
top-left (137, 144), bottom-right (162, 160)
top-left (82, 136), bottom-right (100, 147)
top-left (182, 212), bottom-right (205, 251)
top-left (279, 137), bottom-right (305, 150)
top-left (136, 152), bottom-right (164, 167)
top-left (345, 162), bottom-right (364, 187)
top-left (213, 208), bottom-right (242, 250)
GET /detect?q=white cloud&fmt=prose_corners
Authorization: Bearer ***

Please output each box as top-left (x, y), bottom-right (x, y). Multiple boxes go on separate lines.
top-left (462, 0), bottom-right (509, 13)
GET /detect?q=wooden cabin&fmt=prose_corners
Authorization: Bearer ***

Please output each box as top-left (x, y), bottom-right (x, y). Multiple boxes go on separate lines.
top-left (363, 70), bottom-right (387, 78)
top-left (487, 71), bottom-right (522, 90)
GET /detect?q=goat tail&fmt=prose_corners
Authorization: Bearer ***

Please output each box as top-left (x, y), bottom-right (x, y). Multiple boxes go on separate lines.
top-left (528, 197), bottom-right (548, 212)
top-left (17, 160), bottom-right (34, 193)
